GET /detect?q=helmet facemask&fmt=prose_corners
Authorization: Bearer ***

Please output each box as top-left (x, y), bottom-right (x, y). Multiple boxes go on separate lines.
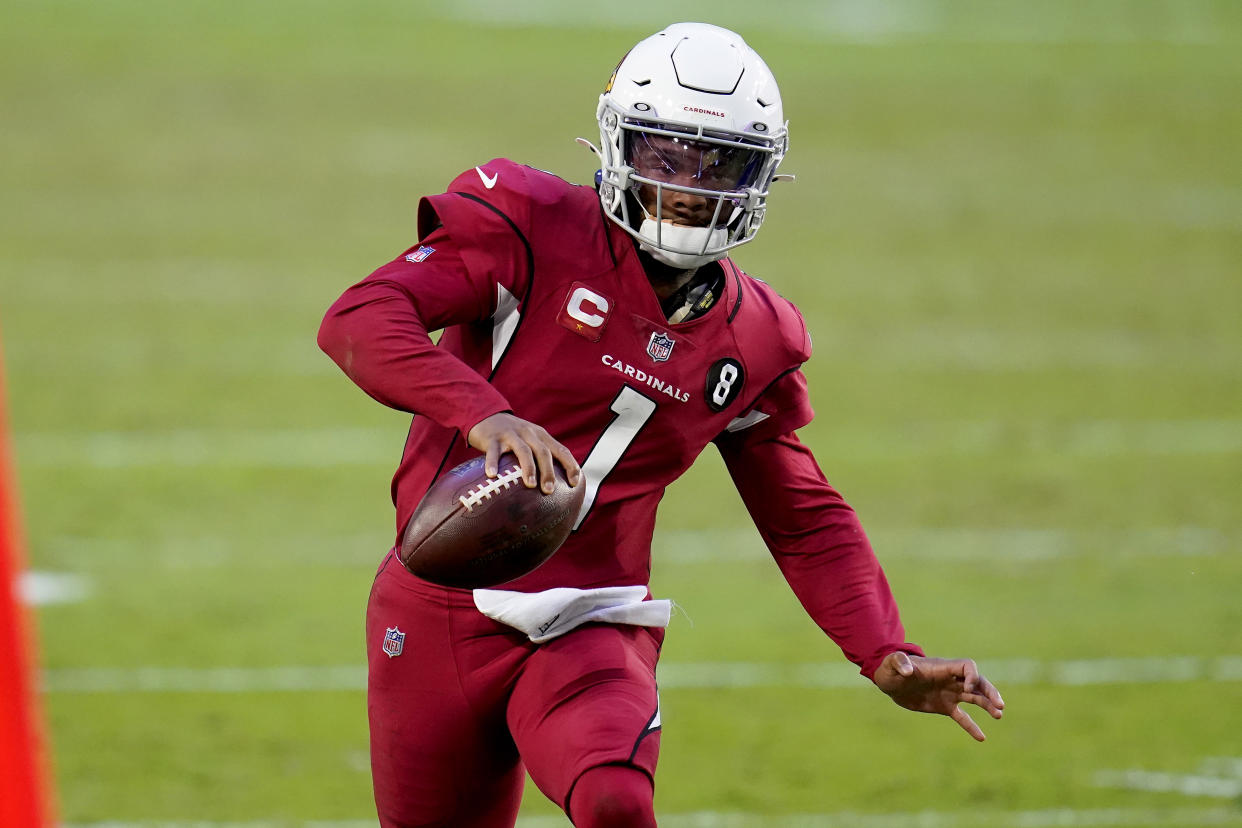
top-left (591, 23), bottom-right (790, 270)
top-left (597, 105), bottom-right (786, 269)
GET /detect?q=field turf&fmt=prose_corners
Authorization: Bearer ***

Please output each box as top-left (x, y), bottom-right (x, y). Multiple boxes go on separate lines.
top-left (2, 1), bottom-right (1240, 824)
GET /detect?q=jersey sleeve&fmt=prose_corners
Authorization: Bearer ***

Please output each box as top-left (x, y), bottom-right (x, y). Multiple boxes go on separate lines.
top-left (715, 272), bottom-right (816, 445)
top-left (415, 158), bottom-right (535, 296)
top-left (716, 368), bottom-right (815, 446)
top-left (318, 160), bottom-right (543, 436)
top-left (717, 430), bottom-right (924, 680)
top-left (316, 224), bottom-right (512, 436)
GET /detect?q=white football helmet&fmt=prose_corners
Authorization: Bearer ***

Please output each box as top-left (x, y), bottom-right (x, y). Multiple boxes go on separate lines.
top-left (594, 22), bottom-right (789, 269)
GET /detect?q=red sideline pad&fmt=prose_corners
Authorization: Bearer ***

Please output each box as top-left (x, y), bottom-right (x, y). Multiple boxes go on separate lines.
top-left (0, 334), bottom-right (56, 827)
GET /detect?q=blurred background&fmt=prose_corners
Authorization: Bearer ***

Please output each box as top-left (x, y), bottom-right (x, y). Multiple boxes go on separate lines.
top-left (2, 0), bottom-right (1240, 825)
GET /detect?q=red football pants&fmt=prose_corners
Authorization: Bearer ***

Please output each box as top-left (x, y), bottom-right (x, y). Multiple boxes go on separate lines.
top-left (366, 552), bottom-right (663, 827)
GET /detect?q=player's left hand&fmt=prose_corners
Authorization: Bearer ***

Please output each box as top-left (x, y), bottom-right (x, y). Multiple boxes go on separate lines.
top-left (872, 652), bottom-right (1005, 742)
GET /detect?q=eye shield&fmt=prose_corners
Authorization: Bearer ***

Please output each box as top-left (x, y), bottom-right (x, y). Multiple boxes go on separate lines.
top-left (626, 131), bottom-right (765, 191)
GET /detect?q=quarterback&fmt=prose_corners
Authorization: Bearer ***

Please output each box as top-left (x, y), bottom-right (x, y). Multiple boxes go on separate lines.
top-left (319, 22), bottom-right (1004, 828)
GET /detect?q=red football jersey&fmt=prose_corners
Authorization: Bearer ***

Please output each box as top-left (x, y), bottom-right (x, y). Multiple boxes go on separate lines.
top-left (320, 158), bottom-right (921, 675)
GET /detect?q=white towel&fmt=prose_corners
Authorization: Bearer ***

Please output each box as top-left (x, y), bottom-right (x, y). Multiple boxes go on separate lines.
top-left (473, 585), bottom-right (672, 643)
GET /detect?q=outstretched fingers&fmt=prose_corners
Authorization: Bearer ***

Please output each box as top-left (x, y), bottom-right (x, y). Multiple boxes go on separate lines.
top-left (950, 705), bottom-right (987, 742)
top-left (950, 661), bottom-right (1005, 720)
top-left (959, 690), bottom-right (1005, 719)
top-left (955, 662), bottom-right (1004, 715)
top-left (875, 653), bottom-right (1007, 741)
top-left (974, 674), bottom-right (1005, 718)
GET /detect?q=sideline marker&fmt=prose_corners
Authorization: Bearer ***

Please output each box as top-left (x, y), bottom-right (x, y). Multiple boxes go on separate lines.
top-left (0, 330), bottom-right (56, 827)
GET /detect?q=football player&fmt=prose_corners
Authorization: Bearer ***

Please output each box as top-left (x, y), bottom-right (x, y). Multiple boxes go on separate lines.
top-left (319, 22), bottom-right (1004, 828)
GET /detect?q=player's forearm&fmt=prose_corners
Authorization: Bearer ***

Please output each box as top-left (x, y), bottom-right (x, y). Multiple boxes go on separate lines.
top-left (771, 541), bottom-right (923, 679)
top-left (719, 432), bottom-right (923, 678)
top-left (318, 282), bottom-right (510, 435)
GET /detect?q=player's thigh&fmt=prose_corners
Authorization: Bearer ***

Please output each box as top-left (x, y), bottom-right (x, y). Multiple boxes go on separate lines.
top-left (507, 623), bottom-right (663, 811)
top-left (367, 553), bottom-right (524, 827)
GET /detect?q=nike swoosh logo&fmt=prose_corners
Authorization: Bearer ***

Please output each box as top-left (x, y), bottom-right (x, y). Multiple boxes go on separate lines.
top-left (475, 166), bottom-right (498, 189)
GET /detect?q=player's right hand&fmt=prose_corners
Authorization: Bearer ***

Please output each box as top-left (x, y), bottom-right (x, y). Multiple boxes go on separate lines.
top-left (467, 412), bottom-right (582, 495)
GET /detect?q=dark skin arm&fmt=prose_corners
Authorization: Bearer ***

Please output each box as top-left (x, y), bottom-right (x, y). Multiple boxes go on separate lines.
top-left (467, 412), bottom-right (582, 493)
top-left (873, 652), bottom-right (1006, 741)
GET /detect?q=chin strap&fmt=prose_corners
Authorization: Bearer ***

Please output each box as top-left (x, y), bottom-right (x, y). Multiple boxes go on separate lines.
top-left (637, 219), bottom-right (726, 269)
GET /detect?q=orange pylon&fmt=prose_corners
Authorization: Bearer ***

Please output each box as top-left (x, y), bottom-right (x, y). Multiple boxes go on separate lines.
top-left (0, 330), bottom-right (56, 827)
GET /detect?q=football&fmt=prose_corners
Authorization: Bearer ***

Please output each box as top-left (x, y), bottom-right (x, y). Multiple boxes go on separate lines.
top-left (398, 454), bottom-right (586, 589)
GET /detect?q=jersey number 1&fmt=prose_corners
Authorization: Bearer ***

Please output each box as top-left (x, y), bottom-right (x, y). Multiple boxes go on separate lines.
top-left (573, 386), bottom-right (657, 529)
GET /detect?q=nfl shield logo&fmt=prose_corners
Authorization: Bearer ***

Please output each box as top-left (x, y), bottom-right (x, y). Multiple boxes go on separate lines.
top-left (382, 626), bottom-right (405, 658)
top-left (647, 331), bottom-right (675, 362)
top-left (404, 246), bottom-right (435, 263)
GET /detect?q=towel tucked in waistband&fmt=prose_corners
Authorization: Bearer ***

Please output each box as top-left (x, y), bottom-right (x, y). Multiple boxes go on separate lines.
top-left (473, 585), bottom-right (672, 643)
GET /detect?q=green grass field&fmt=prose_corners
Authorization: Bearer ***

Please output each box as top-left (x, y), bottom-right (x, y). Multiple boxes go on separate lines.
top-left (3, 1), bottom-right (1240, 824)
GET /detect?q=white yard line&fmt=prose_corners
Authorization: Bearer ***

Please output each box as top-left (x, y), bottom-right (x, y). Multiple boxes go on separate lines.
top-left (60, 805), bottom-right (1242, 828)
top-left (14, 419), bottom-right (1242, 469)
top-left (38, 525), bottom-right (1232, 571)
top-left (434, 0), bottom-right (1232, 45)
top-left (18, 571), bottom-right (92, 605)
top-left (1198, 757), bottom-right (1242, 779)
top-left (657, 526), bottom-right (1234, 564)
top-left (655, 809), bottom-right (1242, 827)
top-left (42, 665), bottom-right (367, 694)
top-left (1094, 769), bottom-right (1242, 799)
top-left (14, 427), bottom-right (396, 469)
top-left (40, 533), bottom-right (390, 569)
top-left (1094, 756), bottom-right (1242, 799)
top-left (40, 655), bottom-right (1242, 695)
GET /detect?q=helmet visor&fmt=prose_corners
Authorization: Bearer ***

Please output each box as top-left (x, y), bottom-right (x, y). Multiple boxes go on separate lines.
top-left (626, 131), bottom-right (765, 193)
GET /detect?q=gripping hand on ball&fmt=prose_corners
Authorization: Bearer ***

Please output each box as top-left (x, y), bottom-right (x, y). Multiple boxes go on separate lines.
top-left (468, 412), bottom-right (582, 494)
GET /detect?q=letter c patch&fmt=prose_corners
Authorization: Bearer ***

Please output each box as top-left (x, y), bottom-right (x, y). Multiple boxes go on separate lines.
top-left (558, 283), bottom-right (612, 342)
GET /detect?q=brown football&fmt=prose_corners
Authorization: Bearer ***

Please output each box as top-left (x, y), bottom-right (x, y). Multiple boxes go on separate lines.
top-left (398, 454), bottom-right (585, 589)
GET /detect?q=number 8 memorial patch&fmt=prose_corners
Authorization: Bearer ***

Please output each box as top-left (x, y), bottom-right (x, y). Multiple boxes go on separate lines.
top-left (705, 358), bottom-right (744, 412)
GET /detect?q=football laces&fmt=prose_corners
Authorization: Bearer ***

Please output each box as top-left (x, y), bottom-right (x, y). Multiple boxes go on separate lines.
top-left (458, 465), bottom-right (524, 512)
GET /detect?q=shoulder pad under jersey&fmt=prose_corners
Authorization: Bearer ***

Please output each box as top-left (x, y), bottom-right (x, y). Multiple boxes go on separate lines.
top-left (418, 159), bottom-right (586, 239)
top-left (728, 263), bottom-right (813, 367)
top-left (417, 159), bottom-right (610, 287)
top-left (412, 160), bottom-right (543, 296)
